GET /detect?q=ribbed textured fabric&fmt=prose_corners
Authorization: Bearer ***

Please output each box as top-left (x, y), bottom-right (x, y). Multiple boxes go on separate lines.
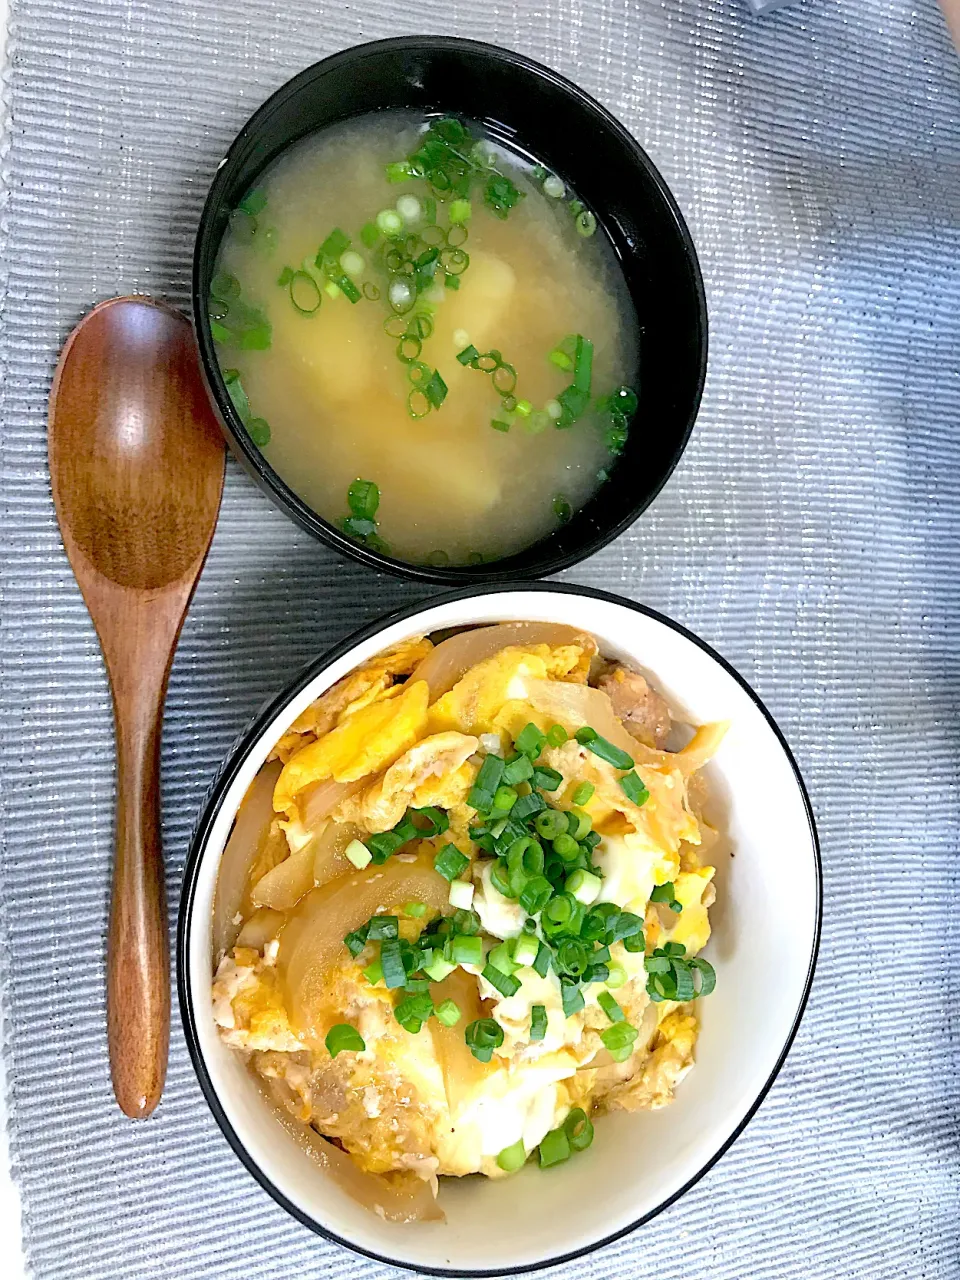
top-left (1, 1), bottom-right (958, 1277)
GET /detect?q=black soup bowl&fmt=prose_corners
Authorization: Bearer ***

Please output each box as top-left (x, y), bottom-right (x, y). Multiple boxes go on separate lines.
top-left (193, 36), bottom-right (708, 584)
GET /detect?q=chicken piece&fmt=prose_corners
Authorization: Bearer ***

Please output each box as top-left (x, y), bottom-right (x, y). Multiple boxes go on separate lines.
top-left (596, 665), bottom-right (672, 749)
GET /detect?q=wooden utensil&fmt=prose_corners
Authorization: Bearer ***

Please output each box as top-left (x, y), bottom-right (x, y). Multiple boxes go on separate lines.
top-left (48, 297), bottom-right (225, 1118)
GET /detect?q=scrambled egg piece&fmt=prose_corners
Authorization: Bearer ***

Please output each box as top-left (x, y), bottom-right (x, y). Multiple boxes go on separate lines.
top-left (274, 680), bottom-right (429, 817)
top-left (270, 637), bottom-right (432, 762)
top-left (428, 644), bottom-right (592, 739)
top-left (337, 732), bottom-right (479, 834)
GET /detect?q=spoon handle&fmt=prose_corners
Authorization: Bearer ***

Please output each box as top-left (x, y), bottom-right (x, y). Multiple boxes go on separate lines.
top-left (105, 622), bottom-right (174, 1119)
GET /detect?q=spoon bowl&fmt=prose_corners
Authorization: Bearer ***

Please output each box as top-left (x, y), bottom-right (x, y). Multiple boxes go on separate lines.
top-left (49, 296), bottom-right (225, 1117)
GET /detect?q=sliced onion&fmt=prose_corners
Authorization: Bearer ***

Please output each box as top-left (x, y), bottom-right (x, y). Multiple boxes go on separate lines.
top-left (236, 907), bottom-right (285, 949)
top-left (251, 842), bottom-right (315, 911)
top-left (300, 774), bottom-right (369, 828)
top-left (411, 622), bottom-right (595, 701)
top-left (213, 760), bottom-right (282, 960)
top-left (254, 1071), bottom-right (442, 1222)
top-left (312, 821), bottom-right (362, 888)
top-left (429, 967), bottom-right (494, 1115)
top-left (278, 854), bottom-right (450, 1039)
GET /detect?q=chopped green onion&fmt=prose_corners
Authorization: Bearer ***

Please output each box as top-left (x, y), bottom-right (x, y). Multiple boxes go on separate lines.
top-left (553, 494), bottom-right (572, 523)
top-left (572, 782), bottom-right (595, 806)
top-left (620, 771), bottom-right (650, 806)
top-left (423, 951), bottom-right (455, 982)
top-left (542, 174), bottom-right (565, 199)
top-left (360, 222), bottom-right (380, 248)
top-left (325, 1023), bottom-right (365, 1057)
top-left (532, 766), bottom-right (563, 791)
top-left (482, 963), bottom-right (521, 998)
top-left (386, 160), bottom-right (412, 183)
top-left (457, 343), bottom-right (480, 365)
top-left (448, 878), bottom-right (475, 910)
top-left (343, 926), bottom-right (369, 958)
top-left (541, 893), bottom-right (576, 937)
top-left (563, 1108), bottom-right (594, 1152)
top-left (491, 418), bottom-right (511, 433)
top-left (597, 991), bottom-right (624, 1023)
top-left (556, 384), bottom-right (590, 426)
top-left (561, 979), bottom-right (585, 1016)
top-left (367, 915), bottom-right (399, 942)
top-left (524, 409), bottom-right (550, 434)
top-left (552, 833), bottom-right (579, 862)
top-left (496, 1138), bottom-right (527, 1172)
top-left (451, 934), bottom-right (484, 966)
top-left (573, 336), bottom-right (593, 394)
top-left (468, 754), bottom-right (506, 811)
top-left (363, 957), bottom-right (383, 986)
top-left (487, 941), bottom-right (519, 977)
top-left (449, 199), bottom-right (472, 224)
top-left (380, 939), bottom-right (407, 989)
top-left (567, 808), bottom-right (592, 839)
top-left (575, 729), bottom-right (634, 770)
top-left (276, 265), bottom-right (294, 287)
top-left (464, 1017), bottom-right (504, 1063)
top-left (319, 227), bottom-right (350, 260)
top-left (576, 209), bottom-right (597, 237)
top-left (493, 785), bottom-right (518, 812)
top-left (238, 189), bottom-right (267, 216)
top-left (289, 270), bottom-right (322, 315)
top-left (512, 791), bottom-right (546, 822)
top-left (247, 418), bottom-right (271, 446)
top-left (511, 933), bottom-right (540, 968)
top-left (545, 399), bottom-right (563, 421)
top-left (436, 999), bottom-right (462, 1027)
top-left (650, 882), bottom-right (678, 906)
top-left (538, 1126), bottom-right (571, 1167)
top-left (545, 724), bottom-right (567, 748)
top-left (502, 754), bottom-right (534, 786)
top-left (673, 962), bottom-right (696, 1002)
top-left (566, 869), bottom-right (602, 905)
top-left (395, 992), bottom-right (434, 1034)
top-left (340, 249), bottom-right (365, 277)
top-left (434, 843), bottom-right (469, 882)
top-left (345, 839), bottom-right (372, 870)
top-left (556, 939), bottom-right (589, 977)
top-left (396, 194), bottom-right (421, 223)
top-left (376, 208), bottom-right (404, 238)
top-left (535, 808), bottom-right (568, 841)
top-left (324, 280), bottom-right (341, 300)
top-left (605, 963), bottom-right (627, 989)
top-left (515, 723), bottom-right (547, 759)
top-left (530, 1004), bottom-right (548, 1042)
top-left (452, 907), bottom-right (481, 936)
top-left (348, 478), bottom-right (379, 521)
top-left (691, 956), bottom-right (717, 997)
top-left (519, 875), bottom-right (553, 915)
top-left (600, 1021), bottom-right (639, 1060)
top-left (403, 901), bottom-right (428, 919)
top-left (548, 347), bottom-right (573, 372)
top-left (423, 369), bottom-right (448, 408)
top-left (532, 943), bottom-right (551, 979)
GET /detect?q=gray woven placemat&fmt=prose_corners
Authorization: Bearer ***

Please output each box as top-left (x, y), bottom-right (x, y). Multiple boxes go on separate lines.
top-left (1, 1), bottom-right (959, 1277)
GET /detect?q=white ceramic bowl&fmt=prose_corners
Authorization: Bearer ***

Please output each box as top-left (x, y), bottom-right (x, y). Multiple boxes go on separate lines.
top-left (178, 584), bottom-right (820, 1275)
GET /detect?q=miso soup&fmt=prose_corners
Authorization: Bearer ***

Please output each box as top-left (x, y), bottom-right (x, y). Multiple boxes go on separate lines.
top-left (210, 112), bottom-right (639, 566)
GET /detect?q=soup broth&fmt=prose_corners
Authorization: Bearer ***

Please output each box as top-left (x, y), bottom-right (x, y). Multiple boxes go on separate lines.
top-left (211, 112), bottom-right (639, 565)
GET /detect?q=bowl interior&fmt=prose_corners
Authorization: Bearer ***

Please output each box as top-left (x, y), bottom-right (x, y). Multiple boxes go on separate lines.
top-left (193, 38), bottom-right (707, 582)
top-left (181, 587), bottom-right (819, 1274)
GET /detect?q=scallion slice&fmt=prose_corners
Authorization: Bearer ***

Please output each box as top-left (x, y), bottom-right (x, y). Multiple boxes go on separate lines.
top-left (434, 843), bottom-right (469, 882)
top-left (435, 999), bottom-right (462, 1027)
top-left (496, 1138), bottom-right (527, 1172)
top-left (464, 1017), bottom-right (504, 1063)
top-left (530, 1003), bottom-right (548, 1042)
top-left (563, 1108), bottom-right (594, 1152)
top-left (574, 728), bottom-right (634, 770)
top-left (620, 770), bottom-right (650, 806)
top-left (538, 1126), bottom-right (571, 1167)
top-left (325, 1023), bottom-right (365, 1058)
top-left (450, 934), bottom-right (484, 967)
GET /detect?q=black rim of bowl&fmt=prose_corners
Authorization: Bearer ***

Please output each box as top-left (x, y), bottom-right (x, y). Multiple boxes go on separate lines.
top-left (177, 581), bottom-right (822, 1276)
top-left (192, 36), bottom-right (709, 584)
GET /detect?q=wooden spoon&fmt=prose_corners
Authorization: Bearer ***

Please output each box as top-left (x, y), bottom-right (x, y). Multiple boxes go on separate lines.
top-left (48, 297), bottom-right (225, 1118)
